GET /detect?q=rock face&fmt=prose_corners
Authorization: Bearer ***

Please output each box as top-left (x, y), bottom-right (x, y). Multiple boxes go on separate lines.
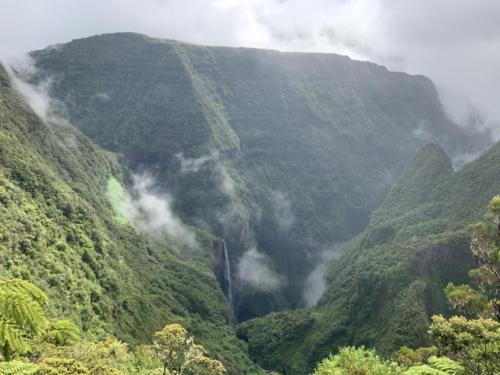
top-left (29, 32), bottom-right (482, 321)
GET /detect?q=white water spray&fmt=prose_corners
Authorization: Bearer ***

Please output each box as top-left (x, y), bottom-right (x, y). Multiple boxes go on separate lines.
top-left (222, 240), bottom-right (234, 309)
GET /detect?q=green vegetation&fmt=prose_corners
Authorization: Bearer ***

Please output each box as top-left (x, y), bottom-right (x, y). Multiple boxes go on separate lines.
top-left (0, 63), bottom-right (259, 373)
top-left (30, 32), bottom-right (481, 319)
top-left (2, 32), bottom-right (499, 374)
top-left (0, 279), bottom-right (226, 374)
top-left (312, 347), bottom-right (400, 375)
top-left (239, 146), bottom-right (500, 373)
top-left (0, 279), bottom-right (49, 360)
top-left (311, 347), bottom-right (465, 375)
top-left (307, 196), bottom-right (500, 375)
top-left (429, 315), bottom-right (499, 375)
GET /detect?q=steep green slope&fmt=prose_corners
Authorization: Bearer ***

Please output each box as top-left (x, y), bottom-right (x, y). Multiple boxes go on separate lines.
top-left (29, 32), bottom-right (482, 320)
top-left (0, 63), bottom-right (260, 374)
top-left (238, 142), bottom-right (500, 374)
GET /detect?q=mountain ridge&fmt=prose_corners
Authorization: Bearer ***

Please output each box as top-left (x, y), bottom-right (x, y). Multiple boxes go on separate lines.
top-left (1, 32), bottom-right (497, 374)
top-left (0, 62), bottom-right (261, 374)
top-left (239, 140), bottom-right (500, 374)
top-left (27, 33), bottom-right (485, 322)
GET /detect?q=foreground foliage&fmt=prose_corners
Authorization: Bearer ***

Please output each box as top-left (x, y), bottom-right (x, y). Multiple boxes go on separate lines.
top-left (429, 315), bottom-right (499, 375)
top-left (312, 347), bottom-right (464, 375)
top-left (313, 347), bottom-right (400, 375)
top-left (312, 197), bottom-right (500, 375)
top-left (0, 280), bottom-right (225, 374)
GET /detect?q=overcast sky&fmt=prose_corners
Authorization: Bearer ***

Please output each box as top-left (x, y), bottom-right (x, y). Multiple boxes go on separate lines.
top-left (1, 0), bottom-right (500, 137)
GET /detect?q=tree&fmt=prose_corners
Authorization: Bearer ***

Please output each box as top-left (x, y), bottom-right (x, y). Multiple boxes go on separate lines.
top-left (444, 283), bottom-right (490, 319)
top-left (153, 323), bottom-right (225, 375)
top-left (0, 279), bottom-right (49, 360)
top-left (154, 323), bottom-right (190, 375)
top-left (429, 315), bottom-right (499, 375)
top-left (403, 356), bottom-right (464, 375)
top-left (180, 342), bottom-right (225, 375)
top-left (468, 195), bottom-right (500, 319)
top-left (392, 346), bottom-right (436, 368)
top-left (426, 197), bottom-right (500, 375)
top-left (312, 346), bottom-right (400, 375)
top-left (45, 320), bottom-right (81, 346)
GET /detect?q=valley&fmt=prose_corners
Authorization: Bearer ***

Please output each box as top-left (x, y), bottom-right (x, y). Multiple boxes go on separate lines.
top-left (0, 32), bottom-right (498, 374)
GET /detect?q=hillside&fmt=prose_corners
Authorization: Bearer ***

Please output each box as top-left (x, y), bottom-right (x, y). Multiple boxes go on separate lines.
top-left (0, 63), bottom-right (260, 374)
top-left (238, 141), bottom-right (500, 374)
top-left (28, 32), bottom-right (483, 321)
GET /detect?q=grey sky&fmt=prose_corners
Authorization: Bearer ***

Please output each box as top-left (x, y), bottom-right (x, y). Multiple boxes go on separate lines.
top-left (1, 0), bottom-right (499, 137)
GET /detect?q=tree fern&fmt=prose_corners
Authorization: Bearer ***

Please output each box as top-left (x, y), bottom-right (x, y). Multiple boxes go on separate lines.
top-left (404, 364), bottom-right (448, 375)
top-left (46, 320), bottom-right (80, 346)
top-left (404, 356), bottom-right (464, 375)
top-left (0, 291), bottom-right (48, 334)
top-left (0, 320), bottom-right (28, 360)
top-left (427, 356), bottom-right (464, 374)
top-left (0, 279), bottom-right (49, 360)
top-left (0, 279), bottom-right (48, 305)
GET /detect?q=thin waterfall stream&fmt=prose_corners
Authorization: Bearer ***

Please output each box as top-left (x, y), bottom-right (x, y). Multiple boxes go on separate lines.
top-left (222, 240), bottom-right (234, 310)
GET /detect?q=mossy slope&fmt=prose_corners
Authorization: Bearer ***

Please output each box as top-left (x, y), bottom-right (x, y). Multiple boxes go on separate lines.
top-left (29, 33), bottom-right (483, 319)
top-left (239, 142), bottom-right (500, 374)
top-left (0, 63), bottom-right (260, 374)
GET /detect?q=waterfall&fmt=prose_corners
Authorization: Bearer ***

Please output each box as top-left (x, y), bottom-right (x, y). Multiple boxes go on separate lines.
top-left (222, 240), bottom-right (234, 309)
top-left (212, 239), bottom-right (234, 314)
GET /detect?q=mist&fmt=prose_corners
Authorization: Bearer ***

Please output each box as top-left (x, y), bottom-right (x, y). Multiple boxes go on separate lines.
top-left (107, 174), bottom-right (198, 250)
top-left (237, 247), bottom-right (283, 291)
top-left (176, 153), bottom-right (212, 174)
top-left (270, 190), bottom-right (294, 231)
top-left (3, 54), bottom-right (54, 121)
top-left (216, 165), bottom-right (236, 197)
top-left (303, 245), bottom-right (344, 307)
top-left (2, 1), bottom-right (499, 141)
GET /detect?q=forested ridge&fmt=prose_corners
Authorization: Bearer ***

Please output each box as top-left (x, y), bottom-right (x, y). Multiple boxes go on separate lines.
top-left (0, 33), bottom-right (498, 374)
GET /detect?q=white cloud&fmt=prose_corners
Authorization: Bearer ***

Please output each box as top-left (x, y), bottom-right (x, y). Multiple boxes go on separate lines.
top-left (238, 247), bottom-right (283, 290)
top-left (217, 166), bottom-right (235, 196)
top-left (303, 245), bottom-right (343, 307)
top-left (3, 54), bottom-right (54, 121)
top-left (270, 190), bottom-right (294, 231)
top-left (175, 153), bottom-right (211, 173)
top-left (107, 173), bottom-right (198, 250)
top-left (1, 1), bottom-right (499, 138)
top-left (94, 92), bottom-right (111, 101)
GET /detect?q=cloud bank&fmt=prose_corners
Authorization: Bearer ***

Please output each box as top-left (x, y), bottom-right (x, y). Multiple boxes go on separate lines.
top-left (270, 190), bottom-right (294, 231)
top-left (107, 174), bottom-right (198, 250)
top-left (1, 1), bottom-right (499, 137)
top-left (237, 247), bottom-right (283, 290)
top-left (303, 245), bottom-right (344, 307)
top-left (176, 153), bottom-right (211, 174)
top-left (3, 54), bottom-right (55, 121)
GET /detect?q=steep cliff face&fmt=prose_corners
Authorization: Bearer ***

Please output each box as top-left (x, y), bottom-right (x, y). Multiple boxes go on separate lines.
top-left (3, 32), bottom-right (497, 374)
top-left (239, 142), bottom-right (500, 374)
top-left (0, 63), bottom-right (260, 374)
top-left (27, 32), bottom-right (482, 321)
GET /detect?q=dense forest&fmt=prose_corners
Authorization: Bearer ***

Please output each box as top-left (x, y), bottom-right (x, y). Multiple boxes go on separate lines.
top-left (0, 33), bottom-right (498, 374)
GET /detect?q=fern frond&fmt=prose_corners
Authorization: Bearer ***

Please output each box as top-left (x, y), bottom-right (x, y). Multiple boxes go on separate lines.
top-left (46, 319), bottom-right (80, 345)
top-left (0, 279), bottom-right (48, 305)
top-left (0, 318), bottom-right (29, 355)
top-left (0, 291), bottom-right (48, 335)
top-left (404, 356), bottom-right (465, 375)
top-left (428, 356), bottom-right (464, 374)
